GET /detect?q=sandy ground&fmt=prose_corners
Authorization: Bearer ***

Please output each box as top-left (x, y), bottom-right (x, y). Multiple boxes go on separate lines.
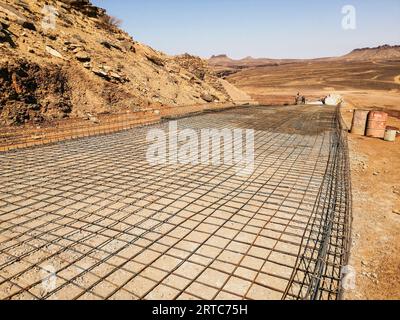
top-left (341, 101), bottom-right (400, 300)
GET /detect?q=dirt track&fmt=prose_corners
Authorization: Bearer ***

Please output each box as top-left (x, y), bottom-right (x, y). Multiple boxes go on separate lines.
top-left (0, 105), bottom-right (350, 300)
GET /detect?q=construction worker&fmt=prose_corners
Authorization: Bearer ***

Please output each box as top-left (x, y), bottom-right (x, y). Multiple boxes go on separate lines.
top-left (295, 92), bottom-right (300, 105)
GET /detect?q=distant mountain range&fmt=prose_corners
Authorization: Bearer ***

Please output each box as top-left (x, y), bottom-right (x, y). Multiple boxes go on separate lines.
top-left (209, 54), bottom-right (301, 68)
top-left (209, 45), bottom-right (400, 75)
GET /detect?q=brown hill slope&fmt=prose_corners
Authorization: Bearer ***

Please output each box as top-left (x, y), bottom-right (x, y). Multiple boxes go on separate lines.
top-left (340, 45), bottom-right (400, 61)
top-left (0, 0), bottom-right (235, 125)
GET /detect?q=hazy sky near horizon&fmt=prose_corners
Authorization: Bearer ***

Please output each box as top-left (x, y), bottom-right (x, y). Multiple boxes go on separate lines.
top-left (92, 0), bottom-right (400, 59)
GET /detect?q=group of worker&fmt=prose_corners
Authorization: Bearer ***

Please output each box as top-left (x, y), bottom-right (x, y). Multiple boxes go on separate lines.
top-left (293, 92), bottom-right (343, 106)
top-left (295, 92), bottom-right (306, 105)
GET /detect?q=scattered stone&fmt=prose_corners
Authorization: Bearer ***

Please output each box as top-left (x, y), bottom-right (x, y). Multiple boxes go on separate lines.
top-left (167, 65), bottom-right (181, 74)
top-left (28, 104), bottom-right (40, 111)
top-left (83, 62), bottom-right (91, 69)
top-left (89, 116), bottom-right (100, 124)
top-left (0, 2), bottom-right (27, 24)
top-left (100, 40), bottom-right (122, 51)
top-left (109, 72), bottom-right (121, 80)
top-left (100, 40), bottom-right (111, 49)
top-left (72, 34), bottom-right (86, 44)
top-left (146, 54), bottom-right (165, 67)
top-left (15, 0), bottom-right (32, 13)
top-left (46, 33), bottom-right (57, 41)
top-left (120, 41), bottom-right (135, 53)
top-left (393, 209), bottom-right (400, 216)
top-left (27, 47), bottom-right (35, 53)
top-left (21, 21), bottom-right (36, 31)
top-left (357, 161), bottom-right (368, 171)
top-left (45, 46), bottom-right (64, 59)
top-left (102, 65), bottom-right (112, 73)
top-left (75, 51), bottom-right (91, 62)
top-left (373, 171), bottom-right (380, 176)
top-left (0, 30), bottom-right (7, 41)
top-left (201, 92), bottom-right (214, 103)
top-left (116, 34), bottom-right (129, 41)
top-left (66, 43), bottom-right (84, 52)
top-left (0, 18), bottom-right (10, 29)
top-left (192, 77), bottom-right (202, 85)
top-left (180, 74), bottom-right (191, 81)
top-left (92, 67), bottom-right (108, 79)
top-left (84, 113), bottom-right (100, 124)
top-left (91, 65), bottom-right (129, 83)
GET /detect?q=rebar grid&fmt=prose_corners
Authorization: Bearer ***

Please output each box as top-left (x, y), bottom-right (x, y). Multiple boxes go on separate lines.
top-left (0, 105), bottom-right (351, 300)
top-left (283, 106), bottom-right (352, 300)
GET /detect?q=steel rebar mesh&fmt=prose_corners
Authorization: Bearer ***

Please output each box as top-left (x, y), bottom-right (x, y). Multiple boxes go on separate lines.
top-left (0, 105), bottom-right (352, 300)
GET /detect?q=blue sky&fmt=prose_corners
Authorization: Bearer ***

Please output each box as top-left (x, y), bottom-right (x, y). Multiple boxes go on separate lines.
top-left (92, 0), bottom-right (400, 59)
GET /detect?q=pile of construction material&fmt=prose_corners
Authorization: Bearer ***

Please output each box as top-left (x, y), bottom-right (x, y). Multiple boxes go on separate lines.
top-left (306, 94), bottom-right (344, 106)
top-left (324, 94), bottom-right (344, 106)
top-left (351, 110), bottom-right (399, 142)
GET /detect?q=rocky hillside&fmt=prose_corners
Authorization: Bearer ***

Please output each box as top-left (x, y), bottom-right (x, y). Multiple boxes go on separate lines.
top-left (341, 45), bottom-right (400, 61)
top-left (0, 0), bottom-right (234, 125)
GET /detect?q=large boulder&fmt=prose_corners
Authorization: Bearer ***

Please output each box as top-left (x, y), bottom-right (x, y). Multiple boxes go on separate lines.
top-left (201, 92), bottom-right (214, 103)
top-left (75, 51), bottom-right (91, 62)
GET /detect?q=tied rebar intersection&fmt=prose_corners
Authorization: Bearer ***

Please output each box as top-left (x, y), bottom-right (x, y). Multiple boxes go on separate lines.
top-left (0, 105), bottom-right (351, 300)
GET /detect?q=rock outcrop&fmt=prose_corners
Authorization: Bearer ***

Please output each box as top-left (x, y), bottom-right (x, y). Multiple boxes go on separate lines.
top-left (0, 0), bottom-right (234, 125)
top-left (341, 45), bottom-right (400, 61)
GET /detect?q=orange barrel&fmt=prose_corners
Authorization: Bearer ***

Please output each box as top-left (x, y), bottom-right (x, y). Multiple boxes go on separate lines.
top-left (366, 111), bottom-right (388, 138)
top-left (350, 110), bottom-right (369, 135)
